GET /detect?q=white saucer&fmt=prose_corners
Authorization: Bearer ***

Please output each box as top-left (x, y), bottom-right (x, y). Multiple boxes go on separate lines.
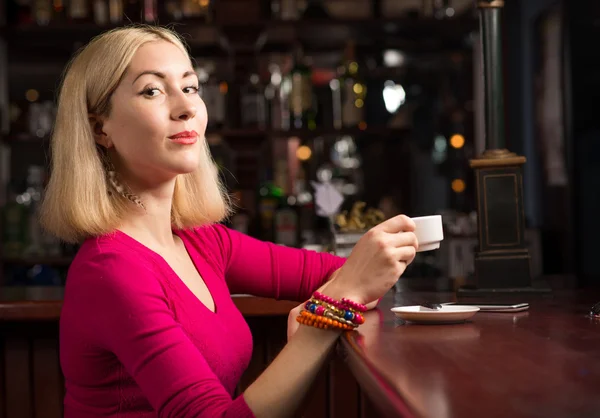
top-left (391, 305), bottom-right (480, 324)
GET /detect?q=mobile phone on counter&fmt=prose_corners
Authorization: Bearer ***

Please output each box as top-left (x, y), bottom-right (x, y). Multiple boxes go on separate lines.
top-left (444, 302), bottom-right (530, 313)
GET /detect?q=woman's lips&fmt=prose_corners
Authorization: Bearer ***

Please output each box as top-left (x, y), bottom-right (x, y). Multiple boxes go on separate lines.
top-left (168, 131), bottom-right (198, 145)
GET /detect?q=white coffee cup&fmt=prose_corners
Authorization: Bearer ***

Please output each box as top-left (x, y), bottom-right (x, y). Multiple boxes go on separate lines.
top-left (411, 215), bottom-right (444, 252)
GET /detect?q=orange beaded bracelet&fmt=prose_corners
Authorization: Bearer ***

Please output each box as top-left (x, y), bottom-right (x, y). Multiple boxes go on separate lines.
top-left (296, 310), bottom-right (355, 331)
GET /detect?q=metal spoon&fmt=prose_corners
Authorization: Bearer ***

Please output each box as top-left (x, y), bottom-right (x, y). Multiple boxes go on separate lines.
top-left (420, 302), bottom-right (442, 310)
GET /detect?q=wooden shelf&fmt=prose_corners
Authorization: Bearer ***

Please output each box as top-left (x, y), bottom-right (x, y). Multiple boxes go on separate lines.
top-left (3, 15), bottom-right (477, 60)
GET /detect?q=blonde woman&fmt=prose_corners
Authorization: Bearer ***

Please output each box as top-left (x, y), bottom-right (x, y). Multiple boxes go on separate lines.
top-left (41, 25), bottom-right (418, 418)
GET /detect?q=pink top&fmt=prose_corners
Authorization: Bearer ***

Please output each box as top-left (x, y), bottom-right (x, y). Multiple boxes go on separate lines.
top-left (60, 224), bottom-right (345, 417)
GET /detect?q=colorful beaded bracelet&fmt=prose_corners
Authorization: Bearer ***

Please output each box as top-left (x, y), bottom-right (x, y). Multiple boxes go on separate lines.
top-left (304, 300), bottom-right (365, 325)
top-left (296, 310), bottom-right (355, 331)
top-left (313, 291), bottom-right (368, 313)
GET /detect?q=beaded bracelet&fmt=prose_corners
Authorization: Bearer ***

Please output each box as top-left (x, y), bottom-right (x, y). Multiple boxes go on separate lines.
top-left (304, 299), bottom-right (365, 326)
top-left (296, 310), bottom-right (355, 331)
top-left (311, 293), bottom-right (366, 325)
top-left (313, 291), bottom-right (367, 313)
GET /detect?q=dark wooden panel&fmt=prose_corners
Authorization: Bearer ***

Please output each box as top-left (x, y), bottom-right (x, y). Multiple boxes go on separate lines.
top-left (329, 356), bottom-right (360, 418)
top-left (301, 366), bottom-right (328, 418)
top-left (4, 337), bottom-right (32, 418)
top-left (32, 338), bottom-right (62, 418)
top-left (0, 309), bottom-right (371, 418)
top-left (237, 317), bottom-right (267, 393)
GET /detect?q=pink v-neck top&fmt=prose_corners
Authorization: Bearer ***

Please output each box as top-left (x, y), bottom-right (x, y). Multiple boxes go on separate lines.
top-left (60, 224), bottom-right (345, 417)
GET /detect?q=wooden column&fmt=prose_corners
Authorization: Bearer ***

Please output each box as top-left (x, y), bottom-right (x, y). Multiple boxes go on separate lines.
top-left (462, 1), bottom-right (547, 294)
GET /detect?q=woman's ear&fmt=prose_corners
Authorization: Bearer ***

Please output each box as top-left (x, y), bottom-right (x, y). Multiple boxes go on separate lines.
top-left (89, 114), bottom-right (112, 148)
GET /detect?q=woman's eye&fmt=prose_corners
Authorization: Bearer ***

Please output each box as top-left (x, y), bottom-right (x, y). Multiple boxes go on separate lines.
top-left (183, 86), bottom-right (199, 94)
top-left (142, 88), bottom-right (160, 97)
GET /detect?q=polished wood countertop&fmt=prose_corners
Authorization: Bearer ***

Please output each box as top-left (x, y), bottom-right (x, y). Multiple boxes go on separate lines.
top-left (0, 287), bottom-right (299, 320)
top-left (339, 289), bottom-right (600, 418)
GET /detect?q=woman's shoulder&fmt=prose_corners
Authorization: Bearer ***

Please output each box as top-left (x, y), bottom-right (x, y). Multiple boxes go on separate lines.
top-left (178, 222), bottom-right (233, 253)
top-left (68, 232), bottom-right (158, 283)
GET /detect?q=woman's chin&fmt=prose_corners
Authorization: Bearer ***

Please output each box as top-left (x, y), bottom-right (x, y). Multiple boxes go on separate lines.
top-left (168, 156), bottom-right (201, 174)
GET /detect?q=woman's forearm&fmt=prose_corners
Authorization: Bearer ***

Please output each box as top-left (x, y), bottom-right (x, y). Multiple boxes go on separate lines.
top-left (243, 324), bottom-right (341, 418)
top-left (243, 280), bottom-right (356, 418)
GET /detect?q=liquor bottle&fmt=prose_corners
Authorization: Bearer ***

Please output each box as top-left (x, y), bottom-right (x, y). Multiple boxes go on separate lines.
top-left (93, 0), bottom-right (109, 25)
top-left (229, 190), bottom-right (251, 235)
top-left (1, 182), bottom-right (28, 258)
top-left (33, 0), bottom-right (52, 25)
top-left (266, 63), bottom-right (290, 131)
top-left (240, 73), bottom-right (267, 130)
top-left (109, 0), bottom-right (123, 23)
top-left (199, 62), bottom-right (228, 130)
top-left (338, 40), bottom-right (366, 129)
top-left (143, 0), bottom-right (157, 21)
top-left (22, 166), bottom-right (46, 256)
top-left (256, 171), bottom-right (283, 242)
top-left (164, 0), bottom-right (183, 20)
top-left (289, 45), bottom-right (316, 130)
top-left (69, 0), bottom-right (90, 20)
top-left (274, 196), bottom-right (299, 247)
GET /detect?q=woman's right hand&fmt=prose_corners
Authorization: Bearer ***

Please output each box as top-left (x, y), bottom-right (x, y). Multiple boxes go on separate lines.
top-left (327, 214), bottom-right (418, 305)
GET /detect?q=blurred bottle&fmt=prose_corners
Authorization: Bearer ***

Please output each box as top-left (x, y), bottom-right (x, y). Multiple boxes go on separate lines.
top-left (266, 63), bottom-right (290, 131)
top-left (256, 170), bottom-right (283, 242)
top-left (22, 166), bottom-right (46, 257)
top-left (33, 0), bottom-right (52, 25)
top-left (229, 191), bottom-right (251, 235)
top-left (69, 0), bottom-right (90, 20)
top-left (109, 0), bottom-right (123, 23)
top-left (198, 62), bottom-right (228, 129)
top-left (289, 44), bottom-right (316, 130)
top-left (240, 73), bottom-right (267, 130)
top-left (1, 182), bottom-right (28, 258)
top-left (93, 0), bottom-right (109, 25)
top-left (164, 0), bottom-right (183, 20)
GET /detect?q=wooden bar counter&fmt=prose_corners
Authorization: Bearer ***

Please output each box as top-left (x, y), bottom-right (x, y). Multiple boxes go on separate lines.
top-left (340, 289), bottom-right (600, 418)
top-left (0, 287), bottom-right (381, 418)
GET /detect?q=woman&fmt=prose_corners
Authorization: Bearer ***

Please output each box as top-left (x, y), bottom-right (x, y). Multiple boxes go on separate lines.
top-left (40, 25), bottom-right (418, 418)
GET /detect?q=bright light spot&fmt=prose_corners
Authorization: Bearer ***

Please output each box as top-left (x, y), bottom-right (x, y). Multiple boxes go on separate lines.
top-left (450, 134), bottom-right (465, 149)
top-left (383, 81), bottom-right (406, 113)
top-left (383, 50), bottom-right (406, 67)
top-left (296, 145), bottom-right (312, 161)
top-left (434, 135), bottom-right (447, 152)
top-left (451, 179), bottom-right (466, 193)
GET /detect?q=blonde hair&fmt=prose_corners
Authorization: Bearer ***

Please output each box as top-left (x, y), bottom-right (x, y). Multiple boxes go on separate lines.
top-left (40, 25), bottom-right (231, 243)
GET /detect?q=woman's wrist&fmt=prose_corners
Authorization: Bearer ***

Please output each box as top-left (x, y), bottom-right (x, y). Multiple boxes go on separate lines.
top-left (318, 279), bottom-right (365, 307)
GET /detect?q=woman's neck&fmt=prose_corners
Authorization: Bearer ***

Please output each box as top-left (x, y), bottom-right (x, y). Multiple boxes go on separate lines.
top-left (117, 181), bottom-right (178, 250)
